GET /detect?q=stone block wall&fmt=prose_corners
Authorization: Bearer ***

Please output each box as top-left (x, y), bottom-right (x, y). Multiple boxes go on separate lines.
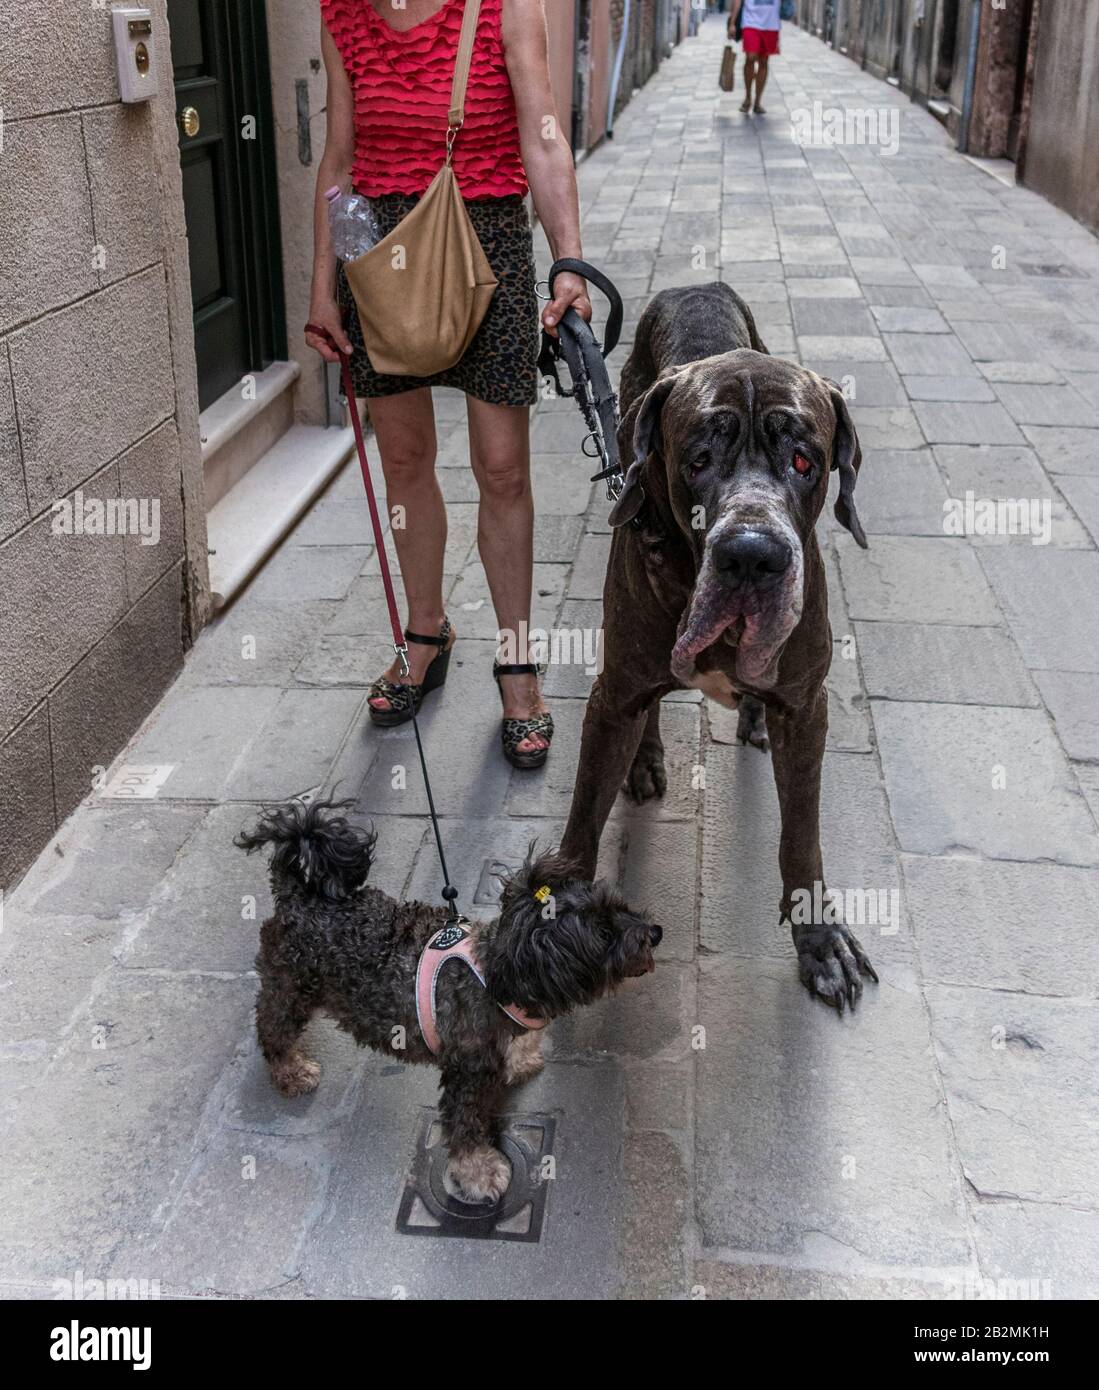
top-left (0, 1), bottom-right (207, 888)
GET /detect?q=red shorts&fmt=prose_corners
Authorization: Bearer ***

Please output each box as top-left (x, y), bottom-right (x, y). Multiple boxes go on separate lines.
top-left (743, 27), bottom-right (780, 56)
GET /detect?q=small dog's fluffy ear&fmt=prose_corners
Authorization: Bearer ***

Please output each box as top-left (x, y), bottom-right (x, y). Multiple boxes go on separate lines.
top-left (235, 798), bottom-right (375, 901)
top-left (496, 843), bottom-right (584, 914)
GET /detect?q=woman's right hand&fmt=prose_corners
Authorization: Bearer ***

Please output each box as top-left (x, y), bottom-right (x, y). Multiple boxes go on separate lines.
top-left (306, 298), bottom-right (354, 363)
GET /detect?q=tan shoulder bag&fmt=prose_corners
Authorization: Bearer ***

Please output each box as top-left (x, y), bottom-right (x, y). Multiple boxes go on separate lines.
top-left (343, 0), bottom-right (499, 378)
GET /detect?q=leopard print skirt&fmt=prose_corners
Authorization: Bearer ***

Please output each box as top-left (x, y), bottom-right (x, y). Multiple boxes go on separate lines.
top-left (337, 193), bottom-right (540, 407)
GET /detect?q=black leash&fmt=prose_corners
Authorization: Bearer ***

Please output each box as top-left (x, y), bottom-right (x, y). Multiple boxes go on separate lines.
top-left (409, 703), bottom-right (460, 922)
top-left (537, 259), bottom-right (626, 503)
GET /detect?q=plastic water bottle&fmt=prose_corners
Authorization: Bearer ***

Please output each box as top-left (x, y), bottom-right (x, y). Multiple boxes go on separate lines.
top-left (326, 186), bottom-right (379, 261)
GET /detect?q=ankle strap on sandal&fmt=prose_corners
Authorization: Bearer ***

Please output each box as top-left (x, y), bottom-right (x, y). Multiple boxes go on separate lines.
top-left (406, 624), bottom-right (450, 648)
top-left (494, 662), bottom-right (538, 676)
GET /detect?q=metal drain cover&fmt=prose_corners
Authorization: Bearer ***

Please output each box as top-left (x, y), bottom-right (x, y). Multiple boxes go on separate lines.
top-left (473, 858), bottom-right (518, 906)
top-left (396, 1109), bottom-right (555, 1242)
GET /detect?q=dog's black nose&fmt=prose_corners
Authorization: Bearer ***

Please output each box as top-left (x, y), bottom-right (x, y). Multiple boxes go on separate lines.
top-left (713, 529), bottom-right (792, 587)
top-left (650, 924), bottom-right (663, 947)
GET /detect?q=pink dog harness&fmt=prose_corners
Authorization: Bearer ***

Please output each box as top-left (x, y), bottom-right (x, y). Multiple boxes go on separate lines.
top-left (415, 920), bottom-right (546, 1056)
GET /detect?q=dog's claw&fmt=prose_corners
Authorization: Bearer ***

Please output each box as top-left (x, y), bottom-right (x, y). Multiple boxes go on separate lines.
top-left (736, 696), bottom-right (770, 752)
top-left (794, 923), bottom-right (877, 1013)
top-left (624, 741), bottom-right (667, 805)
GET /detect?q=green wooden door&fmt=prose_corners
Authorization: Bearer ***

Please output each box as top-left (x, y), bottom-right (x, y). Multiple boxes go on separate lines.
top-left (169, 0), bottom-right (286, 412)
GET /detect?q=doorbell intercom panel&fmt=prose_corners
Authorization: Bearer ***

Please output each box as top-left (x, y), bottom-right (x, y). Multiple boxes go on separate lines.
top-left (112, 7), bottom-right (159, 103)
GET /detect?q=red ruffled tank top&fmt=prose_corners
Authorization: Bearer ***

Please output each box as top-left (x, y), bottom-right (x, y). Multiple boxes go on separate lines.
top-left (320, 0), bottom-right (528, 200)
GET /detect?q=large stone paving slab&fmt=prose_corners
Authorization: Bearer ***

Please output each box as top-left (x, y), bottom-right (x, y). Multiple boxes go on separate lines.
top-left (11, 802), bottom-right (205, 919)
top-left (837, 536), bottom-right (1001, 624)
top-left (1021, 425), bottom-right (1099, 477)
top-left (125, 685), bottom-right (283, 800)
top-left (299, 1057), bottom-right (626, 1299)
top-left (854, 621), bottom-right (1038, 706)
top-left (912, 401), bottom-right (1025, 446)
top-left (973, 1203), bottom-right (1099, 1300)
top-left (926, 985), bottom-right (1098, 1207)
top-left (902, 855), bottom-right (1099, 996)
top-left (225, 688), bottom-right (366, 801)
top-left (178, 600), bottom-right (341, 688)
top-left (979, 549), bottom-right (1099, 673)
top-left (934, 444), bottom-right (1092, 549)
top-left (1057, 474), bottom-right (1099, 546)
top-left (1032, 671), bottom-right (1099, 761)
top-left (693, 1262), bottom-right (948, 1299)
top-left (847, 448), bottom-right (947, 535)
top-left (873, 701), bottom-right (1099, 865)
top-left (699, 745), bottom-right (912, 986)
top-left (619, 817), bottom-right (699, 960)
top-left (0, 973), bottom-right (255, 1282)
top-left (695, 957), bottom-right (970, 1265)
top-left (552, 961), bottom-right (690, 1063)
top-left (114, 1129), bottom-right (328, 1297)
top-left (0, 908), bottom-right (119, 1053)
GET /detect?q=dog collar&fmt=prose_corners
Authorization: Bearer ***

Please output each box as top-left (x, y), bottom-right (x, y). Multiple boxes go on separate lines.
top-left (415, 920), bottom-right (546, 1057)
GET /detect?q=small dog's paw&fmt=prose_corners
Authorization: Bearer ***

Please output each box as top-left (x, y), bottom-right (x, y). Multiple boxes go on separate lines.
top-left (447, 1146), bottom-right (512, 1204)
top-left (736, 696), bottom-right (769, 752)
top-left (794, 924), bottom-right (878, 1013)
top-left (504, 1031), bottom-right (545, 1086)
top-left (270, 1053), bottom-right (321, 1098)
top-left (624, 741), bottom-right (667, 804)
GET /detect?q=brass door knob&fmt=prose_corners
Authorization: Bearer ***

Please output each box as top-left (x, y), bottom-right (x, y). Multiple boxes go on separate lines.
top-left (180, 106), bottom-right (201, 138)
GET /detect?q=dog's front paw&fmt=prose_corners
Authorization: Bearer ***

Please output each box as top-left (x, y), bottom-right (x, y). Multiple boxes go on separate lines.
top-left (270, 1053), bottom-right (321, 1098)
top-left (736, 695), bottom-right (769, 752)
top-left (793, 923), bottom-right (878, 1013)
top-left (504, 1031), bottom-right (545, 1086)
top-left (447, 1146), bottom-right (512, 1204)
top-left (624, 740), bottom-right (667, 804)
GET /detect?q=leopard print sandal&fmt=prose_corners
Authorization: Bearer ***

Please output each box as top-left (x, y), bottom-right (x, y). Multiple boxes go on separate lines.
top-left (368, 618), bottom-right (454, 729)
top-left (493, 661), bottom-right (554, 770)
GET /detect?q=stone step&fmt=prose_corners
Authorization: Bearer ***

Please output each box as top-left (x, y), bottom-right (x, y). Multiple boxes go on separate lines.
top-left (205, 422), bottom-right (354, 611)
top-left (200, 361), bottom-right (301, 510)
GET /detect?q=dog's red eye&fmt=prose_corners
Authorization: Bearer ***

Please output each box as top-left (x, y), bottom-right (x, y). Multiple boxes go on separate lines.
top-left (793, 453), bottom-right (812, 475)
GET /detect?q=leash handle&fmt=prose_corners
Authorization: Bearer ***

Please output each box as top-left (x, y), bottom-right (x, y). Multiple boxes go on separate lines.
top-left (305, 322), bottom-right (459, 921)
top-left (546, 257), bottom-right (623, 358)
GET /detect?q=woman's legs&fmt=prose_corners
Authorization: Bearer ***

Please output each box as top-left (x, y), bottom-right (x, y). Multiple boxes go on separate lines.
top-left (364, 389), bottom-right (450, 712)
top-left (466, 395), bottom-right (550, 755)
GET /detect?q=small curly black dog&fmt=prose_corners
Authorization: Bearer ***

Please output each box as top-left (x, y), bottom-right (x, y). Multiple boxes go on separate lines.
top-left (236, 799), bottom-right (662, 1204)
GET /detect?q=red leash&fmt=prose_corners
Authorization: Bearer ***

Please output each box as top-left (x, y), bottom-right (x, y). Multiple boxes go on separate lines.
top-left (307, 322), bottom-right (407, 663)
top-left (306, 321), bottom-right (458, 919)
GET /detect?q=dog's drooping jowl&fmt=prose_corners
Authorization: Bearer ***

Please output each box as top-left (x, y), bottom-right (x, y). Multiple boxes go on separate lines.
top-left (560, 281), bottom-right (877, 1012)
top-left (236, 799), bottom-right (661, 1203)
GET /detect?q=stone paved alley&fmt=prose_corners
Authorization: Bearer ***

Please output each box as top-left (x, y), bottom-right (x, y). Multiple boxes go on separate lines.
top-left (3, 19), bottom-right (1099, 1299)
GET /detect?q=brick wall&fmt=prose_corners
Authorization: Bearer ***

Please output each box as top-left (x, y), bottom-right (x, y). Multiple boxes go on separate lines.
top-left (0, 1), bottom-right (206, 888)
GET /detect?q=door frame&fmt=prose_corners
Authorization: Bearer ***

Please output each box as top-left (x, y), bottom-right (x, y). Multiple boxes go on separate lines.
top-left (171, 0), bottom-right (286, 409)
top-left (222, 0), bottom-right (286, 374)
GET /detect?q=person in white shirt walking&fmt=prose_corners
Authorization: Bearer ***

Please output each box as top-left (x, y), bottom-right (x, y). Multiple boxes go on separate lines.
top-left (731, 0), bottom-right (781, 115)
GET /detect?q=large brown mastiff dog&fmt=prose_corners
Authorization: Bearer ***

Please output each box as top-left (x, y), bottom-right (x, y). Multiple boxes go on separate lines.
top-left (560, 282), bottom-right (878, 1010)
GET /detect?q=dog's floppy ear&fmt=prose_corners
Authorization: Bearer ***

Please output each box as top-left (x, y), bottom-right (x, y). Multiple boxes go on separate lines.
top-left (608, 373), bottom-right (679, 528)
top-left (828, 385), bottom-right (868, 549)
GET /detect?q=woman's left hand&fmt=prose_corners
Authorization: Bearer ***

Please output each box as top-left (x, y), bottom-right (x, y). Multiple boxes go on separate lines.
top-left (542, 271), bottom-right (592, 338)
